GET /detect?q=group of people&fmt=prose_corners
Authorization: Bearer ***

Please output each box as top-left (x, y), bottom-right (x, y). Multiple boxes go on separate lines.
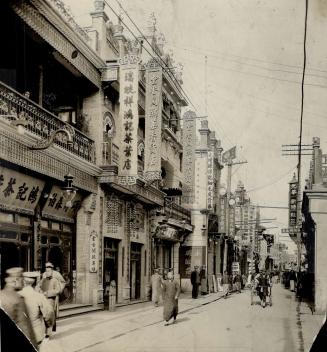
top-left (150, 269), bottom-right (180, 326)
top-left (0, 262), bottom-right (65, 351)
top-left (190, 266), bottom-right (209, 298)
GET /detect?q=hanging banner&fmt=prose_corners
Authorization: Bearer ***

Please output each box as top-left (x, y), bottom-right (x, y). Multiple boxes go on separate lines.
top-left (207, 150), bottom-right (214, 211)
top-left (144, 59), bottom-right (163, 181)
top-left (0, 166), bottom-right (45, 215)
top-left (182, 110), bottom-right (196, 204)
top-left (119, 54), bottom-right (140, 184)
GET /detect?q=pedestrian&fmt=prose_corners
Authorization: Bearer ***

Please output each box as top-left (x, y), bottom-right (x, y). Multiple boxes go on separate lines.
top-left (190, 266), bottom-right (200, 299)
top-left (108, 280), bottom-right (117, 311)
top-left (162, 271), bottom-right (180, 326)
top-left (151, 269), bottom-right (162, 306)
top-left (289, 270), bottom-right (297, 292)
top-left (20, 272), bottom-right (54, 347)
top-left (234, 273), bottom-right (242, 293)
top-left (200, 265), bottom-right (208, 295)
top-left (41, 267), bottom-right (66, 295)
top-left (38, 262), bottom-right (61, 336)
top-left (221, 271), bottom-right (230, 298)
top-left (0, 267), bottom-right (37, 350)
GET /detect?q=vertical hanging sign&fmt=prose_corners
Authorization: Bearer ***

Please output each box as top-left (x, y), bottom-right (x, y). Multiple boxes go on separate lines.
top-left (119, 55), bottom-right (140, 185)
top-left (207, 150), bottom-right (214, 211)
top-left (182, 110), bottom-right (196, 204)
top-left (89, 231), bottom-right (99, 273)
top-left (144, 59), bottom-right (163, 181)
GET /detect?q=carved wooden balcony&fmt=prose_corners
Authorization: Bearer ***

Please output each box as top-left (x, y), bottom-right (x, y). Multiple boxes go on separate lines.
top-left (0, 81), bottom-right (95, 163)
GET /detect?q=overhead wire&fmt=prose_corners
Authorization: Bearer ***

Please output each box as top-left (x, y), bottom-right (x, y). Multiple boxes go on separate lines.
top-left (105, 0), bottom-right (198, 112)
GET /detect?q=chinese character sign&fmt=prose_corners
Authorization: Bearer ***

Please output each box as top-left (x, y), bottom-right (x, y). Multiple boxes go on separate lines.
top-left (119, 55), bottom-right (140, 182)
top-left (288, 181), bottom-right (298, 231)
top-left (0, 166), bottom-right (45, 214)
top-left (144, 59), bottom-right (163, 181)
top-left (207, 151), bottom-right (214, 211)
top-left (89, 231), bottom-right (99, 273)
top-left (182, 111), bottom-right (196, 204)
top-left (42, 186), bottom-right (82, 221)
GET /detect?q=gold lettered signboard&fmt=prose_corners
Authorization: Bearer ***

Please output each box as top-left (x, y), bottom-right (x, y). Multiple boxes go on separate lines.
top-left (144, 58), bottom-right (163, 182)
top-left (0, 166), bottom-right (45, 214)
top-left (118, 54), bottom-right (140, 185)
top-left (89, 231), bottom-right (99, 273)
top-left (42, 186), bottom-right (82, 223)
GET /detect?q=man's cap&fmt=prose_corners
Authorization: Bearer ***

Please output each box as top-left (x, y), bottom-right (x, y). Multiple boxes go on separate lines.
top-left (45, 262), bottom-right (54, 268)
top-left (6, 267), bottom-right (23, 277)
top-left (23, 272), bottom-right (40, 283)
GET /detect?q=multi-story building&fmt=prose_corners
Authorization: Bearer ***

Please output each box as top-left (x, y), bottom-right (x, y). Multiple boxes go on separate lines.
top-left (302, 137), bottom-right (327, 312)
top-left (180, 119), bottom-right (224, 292)
top-left (0, 0), bottom-right (104, 306)
top-left (234, 181), bottom-right (258, 274)
top-left (86, 3), bottom-right (193, 303)
top-left (0, 0), bottom-right (193, 309)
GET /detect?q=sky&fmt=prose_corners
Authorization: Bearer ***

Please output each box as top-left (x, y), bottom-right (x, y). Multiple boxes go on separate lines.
top-left (64, 0), bottom-right (327, 251)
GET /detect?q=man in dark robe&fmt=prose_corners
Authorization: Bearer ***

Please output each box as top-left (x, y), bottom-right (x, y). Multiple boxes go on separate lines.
top-left (190, 266), bottom-right (200, 299)
top-left (162, 271), bottom-right (181, 326)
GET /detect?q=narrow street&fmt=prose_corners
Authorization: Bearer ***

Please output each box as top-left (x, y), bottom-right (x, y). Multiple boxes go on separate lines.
top-left (52, 285), bottom-right (318, 352)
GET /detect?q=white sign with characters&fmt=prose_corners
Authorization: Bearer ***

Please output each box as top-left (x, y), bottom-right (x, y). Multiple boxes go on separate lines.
top-left (89, 231), bottom-right (99, 273)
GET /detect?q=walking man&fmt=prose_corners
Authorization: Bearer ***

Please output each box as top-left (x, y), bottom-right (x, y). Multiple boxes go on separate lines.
top-left (151, 269), bottom-right (162, 307)
top-left (221, 271), bottom-right (230, 298)
top-left (162, 271), bottom-right (180, 326)
top-left (0, 267), bottom-right (37, 350)
top-left (20, 272), bottom-right (54, 347)
top-left (190, 266), bottom-right (200, 299)
top-left (38, 262), bottom-right (61, 336)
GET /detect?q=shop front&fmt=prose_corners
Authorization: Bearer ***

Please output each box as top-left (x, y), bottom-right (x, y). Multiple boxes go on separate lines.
top-left (0, 164), bottom-right (44, 288)
top-left (153, 223), bottom-right (184, 278)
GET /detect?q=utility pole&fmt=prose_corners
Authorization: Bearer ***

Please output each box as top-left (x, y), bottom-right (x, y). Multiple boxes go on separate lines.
top-left (223, 158), bottom-right (248, 273)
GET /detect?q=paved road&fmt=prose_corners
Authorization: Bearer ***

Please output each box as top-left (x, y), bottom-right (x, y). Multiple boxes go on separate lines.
top-left (54, 284), bottom-right (306, 352)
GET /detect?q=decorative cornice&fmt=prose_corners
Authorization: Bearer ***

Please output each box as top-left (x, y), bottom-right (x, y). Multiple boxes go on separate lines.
top-left (0, 128), bottom-right (99, 192)
top-left (12, 0), bottom-right (103, 87)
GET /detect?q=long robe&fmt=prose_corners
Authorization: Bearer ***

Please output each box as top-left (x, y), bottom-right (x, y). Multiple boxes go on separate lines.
top-left (162, 280), bottom-right (180, 322)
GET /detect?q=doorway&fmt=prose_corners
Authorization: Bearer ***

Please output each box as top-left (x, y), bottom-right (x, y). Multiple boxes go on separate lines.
top-left (130, 242), bottom-right (142, 300)
top-left (103, 238), bottom-right (119, 299)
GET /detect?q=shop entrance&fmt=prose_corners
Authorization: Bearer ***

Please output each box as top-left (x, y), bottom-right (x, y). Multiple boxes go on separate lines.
top-left (39, 231), bottom-right (73, 304)
top-left (130, 242), bottom-right (142, 300)
top-left (155, 241), bottom-right (173, 277)
top-left (103, 238), bottom-right (119, 298)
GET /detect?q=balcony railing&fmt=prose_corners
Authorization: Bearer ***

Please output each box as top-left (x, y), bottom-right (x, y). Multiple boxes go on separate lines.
top-left (102, 142), bottom-right (119, 166)
top-left (0, 81), bottom-right (95, 163)
top-left (164, 197), bottom-right (191, 223)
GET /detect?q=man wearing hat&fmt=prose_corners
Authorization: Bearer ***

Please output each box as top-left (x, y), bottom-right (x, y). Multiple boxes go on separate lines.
top-left (38, 262), bottom-right (61, 335)
top-left (20, 271), bottom-right (54, 346)
top-left (190, 266), bottom-right (200, 299)
top-left (0, 267), bottom-right (37, 349)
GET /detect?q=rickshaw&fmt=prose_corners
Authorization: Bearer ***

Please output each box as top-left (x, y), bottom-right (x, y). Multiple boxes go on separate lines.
top-left (250, 273), bottom-right (272, 307)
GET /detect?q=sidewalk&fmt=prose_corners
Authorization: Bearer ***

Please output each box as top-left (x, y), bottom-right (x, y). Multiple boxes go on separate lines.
top-left (297, 299), bottom-right (325, 352)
